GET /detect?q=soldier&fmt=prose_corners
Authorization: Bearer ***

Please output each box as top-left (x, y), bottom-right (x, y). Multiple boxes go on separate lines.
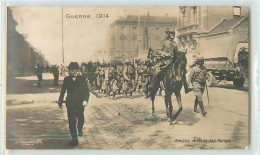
top-left (104, 62), bottom-right (113, 97)
top-left (187, 57), bottom-right (207, 117)
top-left (94, 62), bottom-right (102, 93)
top-left (148, 28), bottom-right (189, 96)
top-left (123, 60), bottom-right (137, 99)
top-left (58, 62), bottom-right (90, 146)
top-left (101, 63), bottom-right (107, 94)
top-left (147, 28), bottom-right (177, 94)
top-left (116, 61), bottom-right (124, 94)
top-left (50, 65), bottom-right (60, 86)
top-left (135, 60), bottom-right (144, 94)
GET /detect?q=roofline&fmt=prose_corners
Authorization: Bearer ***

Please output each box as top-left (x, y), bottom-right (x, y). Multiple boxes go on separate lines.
top-left (231, 16), bottom-right (248, 29)
top-left (111, 21), bottom-right (177, 27)
top-left (204, 31), bottom-right (228, 37)
top-left (206, 16), bottom-right (248, 37)
top-left (111, 15), bottom-right (177, 26)
top-left (208, 18), bottom-right (227, 33)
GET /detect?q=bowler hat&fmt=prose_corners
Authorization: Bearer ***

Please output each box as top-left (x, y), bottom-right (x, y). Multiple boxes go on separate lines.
top-left (68, 62), bottom-right (79, 70)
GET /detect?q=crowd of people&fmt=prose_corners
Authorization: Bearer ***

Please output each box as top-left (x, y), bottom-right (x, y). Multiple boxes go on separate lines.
top-left (32, 27), bottom-right (210, 146)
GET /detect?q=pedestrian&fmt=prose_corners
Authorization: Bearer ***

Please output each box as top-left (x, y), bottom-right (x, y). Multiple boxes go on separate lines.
top-left (187, 57), bottom-right (207, 117)
top-left (50, 65), bottom-right (60, 86)
top-left (34, 63), bottom-right (43, 87)
top-left (58, 62), bottom-right (90, 146)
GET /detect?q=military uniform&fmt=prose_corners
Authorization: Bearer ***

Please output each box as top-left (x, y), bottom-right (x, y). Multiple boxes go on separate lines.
top-left (95, 66), bottom-right (102, 92)
top-left (135, 63), bottom-right (143, 93)
top-left (106, 65), bottom-right (116, 97)
top-left (123, 62), bottom-right (137, 98)
top-left (187, 58), bottom-right (207, 116)
top-left (116, 64), bottom-right (124, 94)
top-left (157, 39), bottom-right (178, 69)
top-left (148, 28), bottom-right (178, 96)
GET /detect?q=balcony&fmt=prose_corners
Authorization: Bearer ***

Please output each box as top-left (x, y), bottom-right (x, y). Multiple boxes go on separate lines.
top-left (177, 24), bottom-right (198, 36)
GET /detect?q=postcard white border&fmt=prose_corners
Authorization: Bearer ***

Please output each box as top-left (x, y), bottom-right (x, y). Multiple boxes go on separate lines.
top-left (1, 0), bottom-right (259, 155)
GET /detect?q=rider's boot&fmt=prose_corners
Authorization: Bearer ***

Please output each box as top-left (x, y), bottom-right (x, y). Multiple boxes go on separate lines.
top-left (198, 101), bottom-right (207, 117)
top-left (147, 72), bottom-right (160, 97)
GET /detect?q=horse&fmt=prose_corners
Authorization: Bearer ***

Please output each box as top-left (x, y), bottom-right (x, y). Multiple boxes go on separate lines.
top-left (150, 51), bottom-right (187, 123)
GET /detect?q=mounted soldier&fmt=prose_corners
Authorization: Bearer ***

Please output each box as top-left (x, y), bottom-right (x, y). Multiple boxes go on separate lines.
top-left (187, 57), bottom-right (207, 117)
top-left (148, 28), bottom-right (189, 96)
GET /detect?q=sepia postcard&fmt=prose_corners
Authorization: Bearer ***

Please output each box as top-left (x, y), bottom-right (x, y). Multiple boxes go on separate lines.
top-left (6, 6), bottom-right (249, 149)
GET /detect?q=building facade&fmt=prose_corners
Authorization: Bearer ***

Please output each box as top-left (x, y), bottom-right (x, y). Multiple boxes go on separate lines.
top-left (110, 15), bottom-right (177, 60)
top-left (7, 7), bottom-right (48, 75)
top-left (177, 6), bottom-right (249, 64)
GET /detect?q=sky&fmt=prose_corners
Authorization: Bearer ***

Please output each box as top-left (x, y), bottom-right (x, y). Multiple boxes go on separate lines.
top-left (10, 6), bottom-right (248, 65)
top-left (10, 7), bottom-right (179, 65)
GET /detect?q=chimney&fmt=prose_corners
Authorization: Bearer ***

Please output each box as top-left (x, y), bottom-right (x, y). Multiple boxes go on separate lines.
top-left (233, 6), bottom-right (241, 18)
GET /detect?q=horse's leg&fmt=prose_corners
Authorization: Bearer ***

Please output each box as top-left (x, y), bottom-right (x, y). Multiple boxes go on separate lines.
top-left (164, 92), bottom-right (170, 118)
top-left (151, 82), bottom-right (160, 116)
top-left (173, 91), bottom-right (183, 119)
top-left (151, 95), bottom-right (156, 115)
top-left (159, 87), bottom-right (163, 96)
top-left (168, 95), bottom-right (173, 121)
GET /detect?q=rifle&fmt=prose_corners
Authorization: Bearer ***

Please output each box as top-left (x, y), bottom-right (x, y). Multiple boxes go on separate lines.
top-left (205, 84), bottom-right (211, 108)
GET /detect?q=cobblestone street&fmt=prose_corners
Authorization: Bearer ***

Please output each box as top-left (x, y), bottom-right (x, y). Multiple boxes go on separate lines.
top-left (6, 74), bottom-right (249, 149)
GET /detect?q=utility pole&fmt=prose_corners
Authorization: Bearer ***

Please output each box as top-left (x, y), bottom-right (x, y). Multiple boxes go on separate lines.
top-left (146, 11), bottom-right (149, 50)
top-left (62, 7), bottom-right (64, 64)
top-left (138, 15), bottom-right (141, 58)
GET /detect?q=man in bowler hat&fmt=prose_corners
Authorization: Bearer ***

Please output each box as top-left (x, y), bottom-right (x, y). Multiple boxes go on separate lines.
top-left (58, 62), bottom-right (90, 146)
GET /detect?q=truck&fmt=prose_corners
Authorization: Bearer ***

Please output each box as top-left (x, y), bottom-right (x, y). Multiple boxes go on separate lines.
top-left (204, 42), bottom-right (248, 88)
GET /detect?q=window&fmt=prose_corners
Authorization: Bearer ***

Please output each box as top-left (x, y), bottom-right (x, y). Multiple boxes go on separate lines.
top-left (156, 27), bottom-right (160, 30)
top-left (133, 26), bottom-right (137, 30)
top-left (192, 6), bottom-right (197, 13)
top-left (182, 8), bottom-right (186, 17)
top-left (121, 25), bottom-right (125, 29)
top-left (192, 6), bottom-right (197, 24)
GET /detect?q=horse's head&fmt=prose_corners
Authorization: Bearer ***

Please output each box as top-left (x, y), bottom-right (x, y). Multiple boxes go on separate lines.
top-left (173, 51), bottom-right (187, 81)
